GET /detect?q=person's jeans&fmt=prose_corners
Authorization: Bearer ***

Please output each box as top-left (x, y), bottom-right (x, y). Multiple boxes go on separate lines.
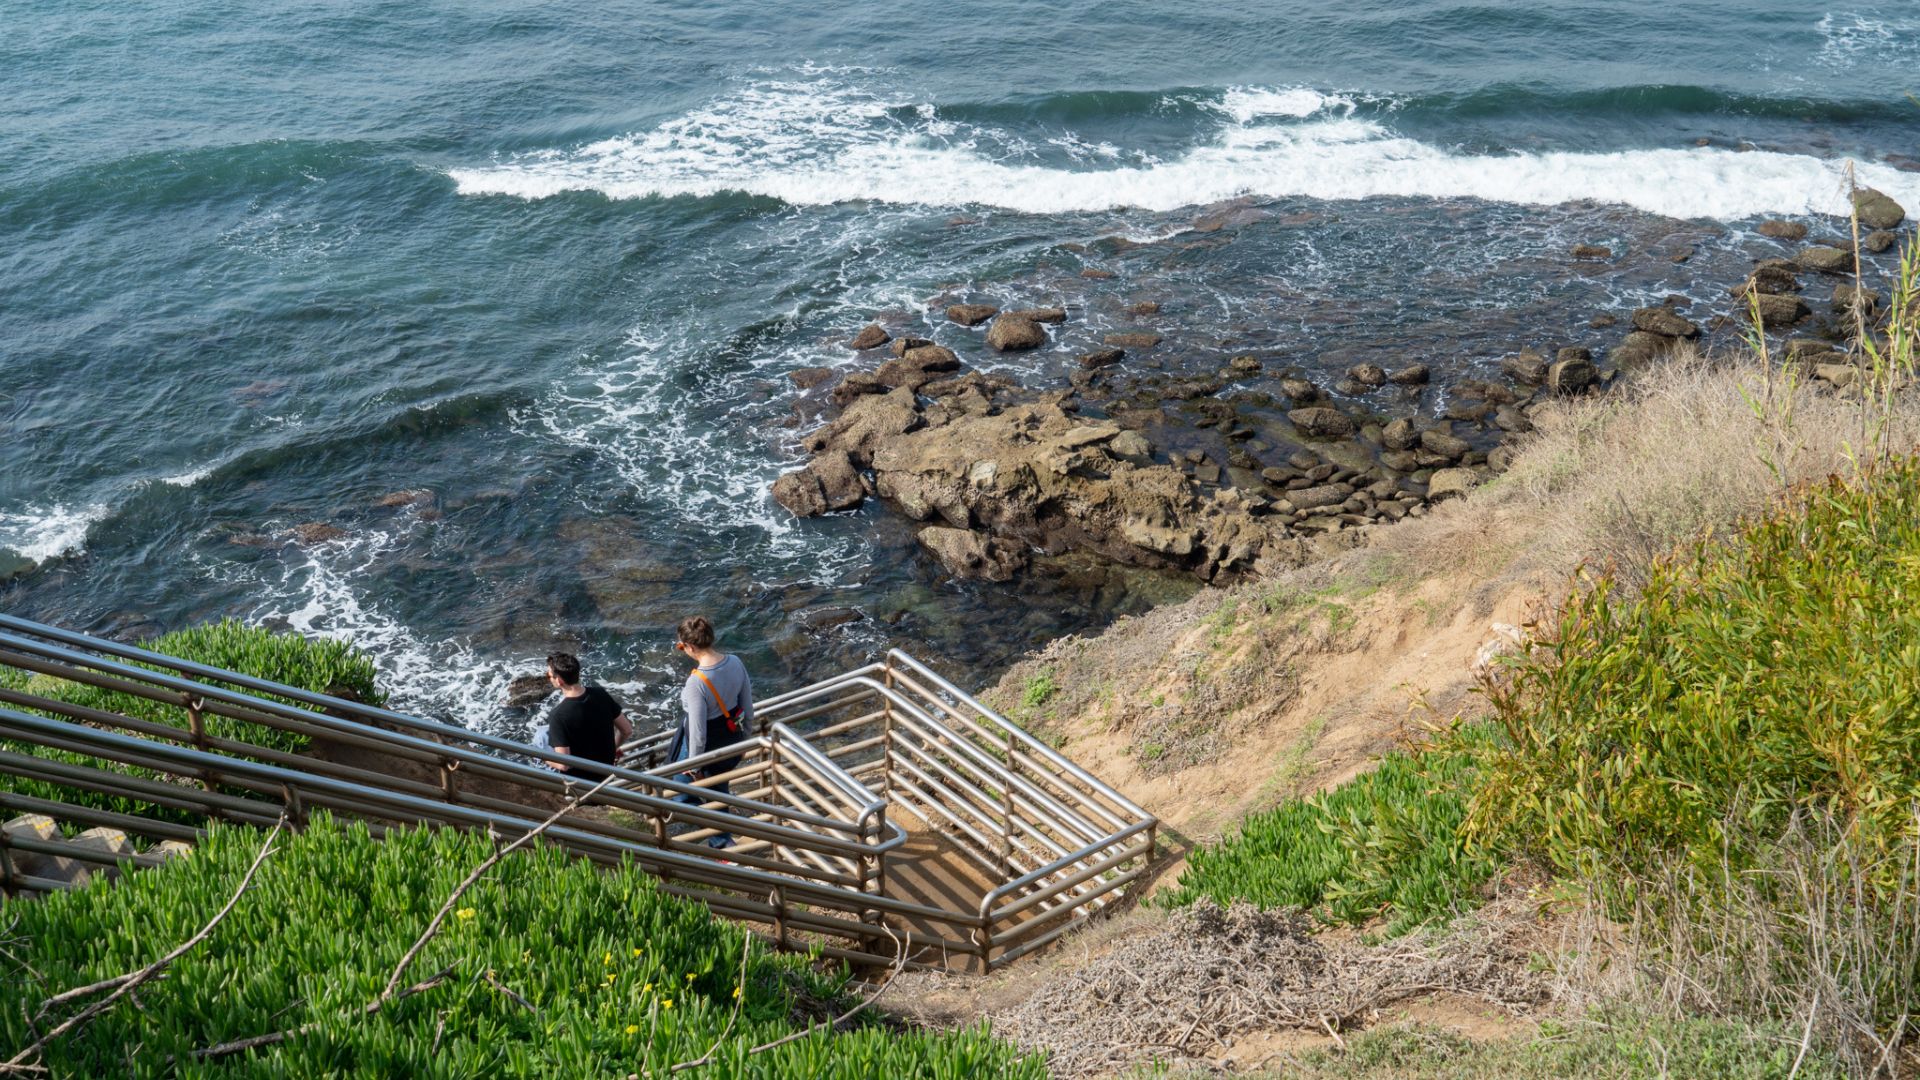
top-left (671, 752), bottom-right (733, 850)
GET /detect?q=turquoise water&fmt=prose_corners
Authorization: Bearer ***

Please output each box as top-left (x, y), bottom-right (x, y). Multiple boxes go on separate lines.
top-left (4, 0), bottom-right (1917, 734)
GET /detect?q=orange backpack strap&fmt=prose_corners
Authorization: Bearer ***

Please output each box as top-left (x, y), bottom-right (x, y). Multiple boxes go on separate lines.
top-left (693, 668), bottom-right (738, 729)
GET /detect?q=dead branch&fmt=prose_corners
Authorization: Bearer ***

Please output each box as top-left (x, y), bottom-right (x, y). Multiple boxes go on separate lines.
top-left (188, 772), bottom-right (618, 1063)
top-left (191, 965), bottom-right (457, 1061)
top-left (380, 771), bottom-right (621, 1001)
top-left (482, 970), bottom-right (538, 1014)
top-left (667, 935), bottom-right (756, 1073)
top-left (1, 818), bottom-right (285, 1075)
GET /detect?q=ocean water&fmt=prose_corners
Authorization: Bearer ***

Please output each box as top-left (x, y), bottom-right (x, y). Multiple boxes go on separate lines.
top-left (4, 0), bottom-right (1917, 737)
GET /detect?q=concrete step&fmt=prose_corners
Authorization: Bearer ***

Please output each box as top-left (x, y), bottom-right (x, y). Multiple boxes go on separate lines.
top-left (3, 813), bottom-right (85, 890)
top-left (2, 816), bottom-right (191, 894)
top-left (68, 826), bottom-right (136, 883)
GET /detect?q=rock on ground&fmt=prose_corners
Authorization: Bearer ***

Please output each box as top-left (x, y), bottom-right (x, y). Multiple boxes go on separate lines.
top-left (1796, 246), bottom-right (1853, 274)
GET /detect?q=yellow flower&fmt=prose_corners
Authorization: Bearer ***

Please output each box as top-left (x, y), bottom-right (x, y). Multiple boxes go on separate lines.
top-left (631, 948), bottom-right (643, 958)
top-left (625, 1024), bottom-right (640, 1035)
top-left (685, 972), bottom-right (696, 981)
top-left (455, 908), bottom-right (476, 921)
top-left (662, 999), bottom-right (674, 1010)
top-left (603, 952), bottom-right (613, 965)
top-left (731, 986), bottom-right (742, 1000)
top-left (643, 982), bottom-right (654, 994)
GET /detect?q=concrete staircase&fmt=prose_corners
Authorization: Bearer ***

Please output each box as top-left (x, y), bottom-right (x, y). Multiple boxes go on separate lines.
top-left (1, 814), bottom-right (192, 896)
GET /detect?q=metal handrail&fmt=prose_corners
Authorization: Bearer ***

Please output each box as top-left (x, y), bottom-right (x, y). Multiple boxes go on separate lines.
top-left (0, 632), bottom-right (899, 847)
top-left (0, 707), bottom-right (962, 927)
top-left (0, 614), bottom-right (1157, 971)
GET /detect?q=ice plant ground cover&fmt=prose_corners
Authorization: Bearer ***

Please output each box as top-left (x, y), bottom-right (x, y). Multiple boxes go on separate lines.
top-left (0, 813), bottom-right (1044, 1078)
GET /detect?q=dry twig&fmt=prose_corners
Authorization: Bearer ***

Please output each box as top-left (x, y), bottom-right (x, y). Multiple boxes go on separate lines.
top-left (1, 818), bottom-right (285, 1076)
top-left (669, 926), bottom-right (906, 1074)
top-left (191, 772), bottom-right (619, 1063)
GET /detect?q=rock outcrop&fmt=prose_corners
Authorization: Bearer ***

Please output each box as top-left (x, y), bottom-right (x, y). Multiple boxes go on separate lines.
top-left (776, 367), bottom-right (1317, 582)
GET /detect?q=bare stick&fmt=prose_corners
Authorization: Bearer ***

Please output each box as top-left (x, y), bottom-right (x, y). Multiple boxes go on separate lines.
top-left (666, 937), bottom-right (756, 1074)
top-left (190, 773), bottom-right (618, 1064)
top-left (481, 970), bottom-right (538, 1014)
top-left (2, 818), bottom-right (285, 1074)
top-left (191, 965), bottom-right (456, 1061)
top-left (672, 926), bottom-right (905, 1073)
top-left (380, 771), bottom-right (620, 1001)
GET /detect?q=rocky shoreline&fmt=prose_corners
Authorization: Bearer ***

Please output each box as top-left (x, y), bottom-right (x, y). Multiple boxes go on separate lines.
top-left (773, 190), bottom-right (1910, 586)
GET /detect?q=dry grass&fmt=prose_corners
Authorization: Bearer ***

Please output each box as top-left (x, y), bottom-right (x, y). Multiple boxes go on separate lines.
top-left (1472, 345), bottom-right (1920, 589)
top-left (984, 898), bottom-right (1551, 1080)
top-left (1553, 809), bottom-right (1920, 1078)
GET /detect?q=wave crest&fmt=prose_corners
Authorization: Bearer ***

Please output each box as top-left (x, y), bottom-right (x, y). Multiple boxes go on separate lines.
top-left (450, 76), bottom-right (1920, 221)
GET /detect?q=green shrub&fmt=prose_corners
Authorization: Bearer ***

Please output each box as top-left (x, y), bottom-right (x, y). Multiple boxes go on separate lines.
top-left (1465, 458), bottom-right (1920, 887)
top-left (1, 620), bottom-right (384, 826)
top-left (0, 814), bottom-right (1045, 1078)
top-left (1159, 734), bottom-right (1499, 934)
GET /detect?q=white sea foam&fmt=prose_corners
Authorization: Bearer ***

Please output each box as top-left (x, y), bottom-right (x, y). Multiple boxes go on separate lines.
top-left (0, 503), bottom-right (110, 563)
top-left (450, 76), bottom-right (1920, 221)
top-left (1215, 86), bottom-right (1354, 122)
top-left (233, 530), bottom-right (533, 736)
top-left (161, 464), bottom-right (217, 487)
top-left (1816, 11), bottom-right (1920, 67)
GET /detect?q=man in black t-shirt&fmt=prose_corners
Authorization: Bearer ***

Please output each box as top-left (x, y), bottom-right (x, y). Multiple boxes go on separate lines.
top-left (542, 652), bottom-right (632, 782)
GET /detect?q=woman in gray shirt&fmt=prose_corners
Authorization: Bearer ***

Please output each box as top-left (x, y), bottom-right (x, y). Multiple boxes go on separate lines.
top-left (670, 614), bottom-right (753, 849)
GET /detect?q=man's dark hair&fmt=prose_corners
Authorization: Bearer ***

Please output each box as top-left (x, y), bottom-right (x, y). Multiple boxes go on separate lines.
top-left (547, 652), bottom-right (582, 686)
top-left (676, 616), bottom-right (716, 650)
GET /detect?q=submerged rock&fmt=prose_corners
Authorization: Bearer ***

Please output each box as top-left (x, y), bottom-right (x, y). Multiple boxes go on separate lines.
top-left (1007, 307), bottom-right (1067, 324)
top-left (1757, 220), bottom-right (1808, 241)
top-left (917, 527), bottom-right (1027, 582)
top-left (849, 324), bottom-right (890, 349)
top-left (1570, 243), bottom-right (1612, 260)
top-left (289, 523), bottom-right (348, 544)
top-left (503, 674), bottom-right (554, 709)
top-left (1104, 331), bottom-right (1163, 349)
top-left (946, 303), bottom-right (999, 326)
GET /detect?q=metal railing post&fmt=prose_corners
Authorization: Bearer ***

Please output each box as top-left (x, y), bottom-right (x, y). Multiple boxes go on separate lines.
top-left (1001, 729), bottom-right (1017, 878)
top-left (185, 693), bottom-right (213, 791)
top-left (881, 661), bottom-right (896, 796)
top-left (0, 828), bottom-right (15, 893)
